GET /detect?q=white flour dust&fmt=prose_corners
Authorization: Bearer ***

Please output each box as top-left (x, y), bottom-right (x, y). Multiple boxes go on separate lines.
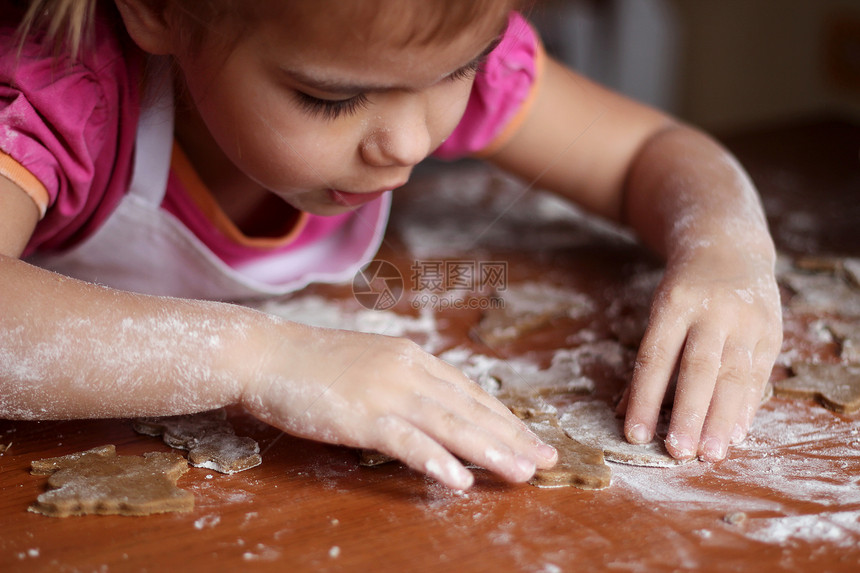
top-left (490, 281), bottom-right (595, 319)
top-left (438, 346), bottom-right (598, 398)
top-left (251, 273), bottom-right (860, 553)
top-left (608, 399), bottom-right (860, 548)
top-left (558, 401), bottom-right (686, 467)
top-left (394, 166), bottom-right (634, 257)
top-left (256, 295), bottom-right (445, 353)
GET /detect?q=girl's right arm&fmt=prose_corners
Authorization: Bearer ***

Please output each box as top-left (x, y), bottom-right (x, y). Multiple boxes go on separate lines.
top-left (0, 176), bottom-right (556, 490)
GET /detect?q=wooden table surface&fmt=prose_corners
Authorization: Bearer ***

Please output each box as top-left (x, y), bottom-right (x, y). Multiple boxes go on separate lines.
top-left (2, 117), bottom-right (859, 573)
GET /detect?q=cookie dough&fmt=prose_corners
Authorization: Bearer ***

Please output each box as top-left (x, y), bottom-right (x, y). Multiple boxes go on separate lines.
top-left (774, 363), bottom-right (860, 413)
top-left (438, 346), bottom-right (596, 401)
top-left (133, 409), bottom-right (262, 474)
top-left (558, 401), bottom-right (688, 467)
top-left (793, 255), bottom-right (860, 288)
top-left (723, 512), bottom-right (748, 526)
top-left (781, 264), bottom-right (860, 318)
top-left (825, 321), bottom-right (860, 363)
top-left (474, 282), bottom-right (593, 345)
top-left (845, 258), bottom-right (860, 288)
top-left (358, 449), bottom-right (396, 467)
top-left (519, 412), bottom-right (611, 490)
top-left (29, 445), bottom-right (193, 517)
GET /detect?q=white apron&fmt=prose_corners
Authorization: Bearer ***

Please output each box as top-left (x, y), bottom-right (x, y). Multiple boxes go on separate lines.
top-left (27, 74), bottom-right (390, 301)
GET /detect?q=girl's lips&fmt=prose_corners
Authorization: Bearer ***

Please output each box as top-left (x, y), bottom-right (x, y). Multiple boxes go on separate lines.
top-left (329, 189), bottom-right (389, 207)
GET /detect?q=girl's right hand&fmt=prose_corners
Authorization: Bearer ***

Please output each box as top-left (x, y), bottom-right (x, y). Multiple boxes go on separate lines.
top-left (241, 322), bottom-right (558, 490)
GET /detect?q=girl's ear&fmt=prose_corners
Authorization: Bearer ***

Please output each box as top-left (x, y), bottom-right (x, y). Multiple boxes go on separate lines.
top-left (114, 0), bottom-right (175, 55)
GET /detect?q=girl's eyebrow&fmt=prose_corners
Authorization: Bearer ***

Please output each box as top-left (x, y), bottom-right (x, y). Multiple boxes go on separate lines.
top-left (283, 35), bottom-right (503, 96)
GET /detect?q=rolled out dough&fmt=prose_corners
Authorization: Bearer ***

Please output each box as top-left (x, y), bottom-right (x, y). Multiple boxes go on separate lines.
top-left (825, 320), bottom-right (860, 363)
top-left (520, 412), bottom-right (611, 490)
top-left (29, 445), bottom-right (193, 517)
top-left (558, 401), bottom-right (689, 467)
top-left (133, 409), bottom-right (262, 474)
top-left (774, 362), bottom-right (860, 413)
top-left (474, 282), bottom-right (593, 345)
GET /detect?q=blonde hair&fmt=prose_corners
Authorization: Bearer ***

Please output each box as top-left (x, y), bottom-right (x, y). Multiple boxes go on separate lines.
top-left (16, 0), bottom-right (98, 58)
top-left (16, 0), bottom-right (530, 60)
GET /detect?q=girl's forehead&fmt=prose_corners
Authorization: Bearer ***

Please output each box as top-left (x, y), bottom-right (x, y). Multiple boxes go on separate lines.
top-left (253, 0), bottom-right (514, 87)
top-left (266, 0), bottom-right (514, 48)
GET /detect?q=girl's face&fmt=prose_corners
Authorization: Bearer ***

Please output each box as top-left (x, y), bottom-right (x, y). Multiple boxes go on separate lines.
top-left (172, 1), bottom-right (509, 216)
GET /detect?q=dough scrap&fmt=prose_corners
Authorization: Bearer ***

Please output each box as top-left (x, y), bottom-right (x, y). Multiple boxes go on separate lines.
top-left (825, 320), bottom-right (860, 363)
top-left (793, 255), bottom-right (845, 274)
top-left (519, 412), bottom-right (611, 490)
top-left (723, 512), bottom-right (748, 526)
top-left (29, 445), bottom-right (193, 517)
top-left (793, 255), bottom-right (860, 288)
top-left (558, 401), bottom-right (689, 467)
top-left (845, 258), bottom-right (860, 288)
top-left (438, 346), bottom-right (597, 400)
top-left (133, 409), bottom-right (262, 474)
top-left (358, 449), bottom-right (396, 467)
top-left (773, 362), bottom-right (860, 413)
top-left (474, 282), bottom-right (593, 345)
top-left (781, 267), bottom-right (860, 318)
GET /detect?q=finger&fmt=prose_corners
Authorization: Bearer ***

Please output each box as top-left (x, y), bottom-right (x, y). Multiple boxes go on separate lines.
top-left (664, 327), bottom-right (725, 459)
top-left (404, 394), bottom-right (544, 483)
top-left (372, 415), bottom-right (475, 490)
top-left (733, 338), bottom-right (781, 443)
top-left (425, 365), bottom-right (558, 467)
top-left (697, 342), bottom-right (753, 461)
top-left (431, 358), bottom-right (518, 419)
top-left (615, 385), bottom-right (630, 416)
top-left (624, 319), bottom-right (687, 445)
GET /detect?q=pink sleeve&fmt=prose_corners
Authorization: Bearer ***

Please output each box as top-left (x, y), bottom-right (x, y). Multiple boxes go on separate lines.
top-left (0, 9), bottom-right (139, 254)
top-left (433, 11), bottom-right (542, 160)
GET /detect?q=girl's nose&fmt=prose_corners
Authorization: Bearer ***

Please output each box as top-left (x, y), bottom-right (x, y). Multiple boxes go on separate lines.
top-left (360, 97), bottom-right (432, 168)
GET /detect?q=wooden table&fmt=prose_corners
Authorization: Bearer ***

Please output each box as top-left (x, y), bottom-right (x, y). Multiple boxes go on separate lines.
top-left (2, 117), bottom-right (859, 572)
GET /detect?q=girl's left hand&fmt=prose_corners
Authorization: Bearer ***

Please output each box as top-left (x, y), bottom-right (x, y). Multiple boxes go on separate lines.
top-left (619, 248), bottom-right (783, 462)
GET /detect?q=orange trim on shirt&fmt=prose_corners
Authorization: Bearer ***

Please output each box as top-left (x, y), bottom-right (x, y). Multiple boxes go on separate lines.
top-left (0, 150), bottom-right (49, 218)
top-left (170, 142), bottom-right (309, 249)
top-left (474, 41), bottom-right (547, 159)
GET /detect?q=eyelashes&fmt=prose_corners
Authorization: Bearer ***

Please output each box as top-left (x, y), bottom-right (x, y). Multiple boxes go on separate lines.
top-left (447, 59), bottom-right (484, 82)
top-left (292, 57), bottom-right (485, 121)
top-left (293, 92), bottom-right (371, 121)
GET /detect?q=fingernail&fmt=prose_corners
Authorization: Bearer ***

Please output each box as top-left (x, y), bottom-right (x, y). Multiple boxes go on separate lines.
top-left (514, 455), bottom-right (536, 479)
top-left (629, 423), bottom-right (650, 444)
top-left (536, 441), bottom-right (558, 461)
top-left (701, 437), bottom-right (725, 461)
top-left (666, 433), bottom-right (695, 459)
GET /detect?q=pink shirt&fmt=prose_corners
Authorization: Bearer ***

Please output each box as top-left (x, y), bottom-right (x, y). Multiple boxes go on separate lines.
top-left (0, 7), bottom-right (541, 271)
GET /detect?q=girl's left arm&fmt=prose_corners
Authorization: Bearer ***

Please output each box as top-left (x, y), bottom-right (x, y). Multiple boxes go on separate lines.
top-left (487, 56), bottom-right (783, 462)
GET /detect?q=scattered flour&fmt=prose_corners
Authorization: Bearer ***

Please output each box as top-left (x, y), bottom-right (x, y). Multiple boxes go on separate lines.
top-left (558, 401), bottom-right (687, 467)
top-left (255, 295), bottom-right (444, 353)
top-left (242, 544), bottom-right (281, 562)
top-left (437, 346), bottom-right (597, 398)
top-left (394, 164), bottom-right (634, 257)
top-left (745, 512), bottom-right (860, 548)
top-left (491, 281), bottom-right (595, 319)
top-left (607, 399), bottom-right (860, 550)
top-left (193, 514), bottom-right (221, 530)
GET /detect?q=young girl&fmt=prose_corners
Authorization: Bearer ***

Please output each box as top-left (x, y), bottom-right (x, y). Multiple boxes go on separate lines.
top-left (0, 0), bottom-right (782, 490)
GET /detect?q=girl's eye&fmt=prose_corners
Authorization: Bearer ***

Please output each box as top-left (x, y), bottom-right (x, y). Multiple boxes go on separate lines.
top-left (294, 92), bottom-right (370, 121)
top-left (448, 60), bottom-right (483, 82)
